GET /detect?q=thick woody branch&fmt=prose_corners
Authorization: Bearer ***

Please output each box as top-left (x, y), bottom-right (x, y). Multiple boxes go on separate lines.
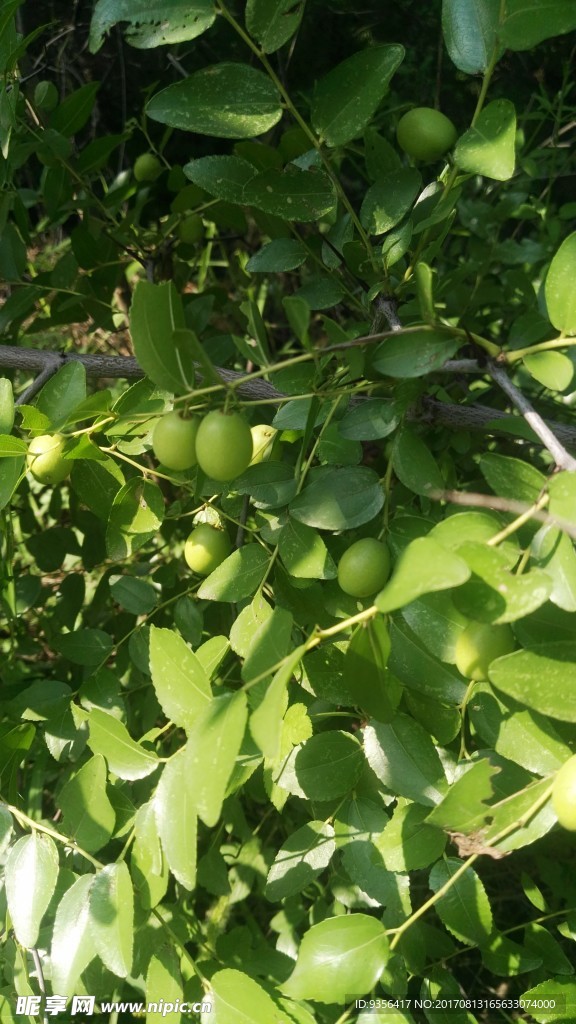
top-left (1, 344), bottom-right (576, 451)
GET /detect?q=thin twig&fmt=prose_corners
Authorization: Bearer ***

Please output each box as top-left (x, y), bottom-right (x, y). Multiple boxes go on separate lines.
top-left (429, 487), bottom-right (576, 540)
top-left (15, 358), bottom-right (62, 406)
top-left (30, 948), bottom-right (48, 1024)
top-left (489, 359), bottom-right (576, 471)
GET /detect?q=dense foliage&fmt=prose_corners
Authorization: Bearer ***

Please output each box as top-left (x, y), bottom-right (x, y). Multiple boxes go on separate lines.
top-left (1, 1), bottom-right (576, 1021)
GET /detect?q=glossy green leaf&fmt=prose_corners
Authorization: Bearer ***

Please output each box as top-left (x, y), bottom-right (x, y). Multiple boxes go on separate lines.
top-left (183, 155), bottom-right (256, 202)
top-left (71, 456), bottom-right (124, 521)
top-left (250, 644), bottom-right (305, 759)
top-left (90, 0), bottom-right (216, 51)
top-left (400, 592), bottom-right (468, 662)
top-left (442, 0), bottom-right (500, 74)
top-left (377, 800), bottom-right (446, 871)
top-left (282, 915), bottom-right (389, 1003)
top-left (479, 452), bottom-right (546, 502)
top-left (149, 626), bottom-right (211, 732)
top-left (0, 455), bottom-right (23, 510)
top-left (456, 540), bottom-right (552, 622)
top-left (376, 537), bottom-right (470, 612)
top-left (242, 605), bottom-right (294, 683)
top-left (481, 932), bottom-right (542, 976)
top-left (523, 922), bottom-right (573, 975)
top-left (131, 802), bottom-right (168, 910)
top-left (311, 45), bottom-right (404, 147)
top-left (266, 821), bottom-right (335, 900)
top-left (470, 687), bottom-right (571, 775)
top-left (51, 874), bottom-right (97, 998)
top-left (245, 0), bottom-right (304, 52)
top-left (426, 760), bottom-right (499, 831)
top-left (389, 619), bottom-right (467, 704)
top-left (489, 642), bottom-right (576, 721)
top-left (392, 429), bottom-right (445, 496)
top-left (198, 544), bottom-right (270, 602)
top-left (87, 708), bottom-right (159, 780)
top-left (210, 969), bottom-right (291, 1024)
top-left (545, 232), bottom-right (576, 335)
top-left (454, 99), bottom-right (516, 180)
top-left (343, 619), bottom-right (395, 721)
top-left (278, 519), bottom-right (337, 579)
top-left (89, 862), bottom-right (133, 978)
top-left (5, 834), bottom-right (59, 948)
top-left (146, 946), bottom-right (183, 1024)
top-left (243, 167), bottom-right (337, 221)
top-left (372, 329), bottom-right (460, 377)
top-left (290, 467), bottom-right (384, 530)
top-left (185, 692), bottom-right (248, 826)
top-left (295, 731), bottom-right (363, 799)
top-left (147, 63), bottom-right (282, 138)
top-left (429, 857), bottom-right (493, 945)
top-left (479, 776), bottom-right (558, 853)
top-left (54, 628), bottom-right (113, 666)
top-left (500, 0), bottom-right (576, 50)
top-left (230, 593), bottom-right (273, 658)
top-left (520, 978), bottom-right (576, 1021)
top-left (109, 575), bottom-right (157, 614)
top-left (154, 748), bottom-right (197, 890)
top-left (532, 526), bottom-right (576, 612)
top-left (364, 715), bottom-right (446, 806)
top-left (49, 83), bottom-right (99, 136)
top-left (36, 362), bottom-right (86, 429)
top-left (129, 280), bottom-right (187, 394)
top-left (523, 351), bottom-right (574, 391)
top-left (337, 399), bottom-right (400, 441)
top-left (107, 478), bottom-right (164, 561)
top-left (57, 754), bottom-right (115, 852)
top-left (549, 472), bottom-right (576, 527)
top-left (360, 168), bottom-right (421, 235)
top-left (247, 239), bottom-right (308, 272)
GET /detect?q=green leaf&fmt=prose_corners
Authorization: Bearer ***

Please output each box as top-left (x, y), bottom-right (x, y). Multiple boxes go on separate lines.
top-left (0, 456), bottom-right (24, 510)
top-left (343, 618), bottom-right (395, 721)
top-left (360, 168), bottom-right (421, 234)
top-left (429, 858), bottom-right (493, 945)
top-left (185, 692), bottom-right (248, 826)
top-left (49, 82), bottom-right (99, 136)
top-left (154, 747), bottom-right (197, 890)
top-left (455, 541), bottom-right (552, 622)
top-left (426, 759), bottom-right (499, 831)
top-left (90, 0), bottom-right (216, 52)
top-left (532, 526), bottom-right (576, 613)
top-left (337, 400), bottom-right (400, 441)
top-left (131, 801), bottom-right (168, 910)
top-left (545, 232), bottom-right (576, 335)
top-left (109, 574), bottom-right (157, 614)
top-left (500, 0), bottom-right (576, 50)
top-left (57, 754), bottom-right (115, 852)
top-left (389, 619), bottom-right (467, 705)
top-left (0, 435), bottom-right (27, 457)
top-left (247, 239), bottom-right (308, 272)
top-left (147, 63), bottom-right (282, 138)
top-left (129, 281), bottom-right (187, 394)
top-left (489, 642), bottom-right (576, 721)
top-left (242, 606), bottom-right (294, 683)
top-left (54, 628), bottom-right (113, 666)
top-left (469, 687), bottom-right (572, 776)
top-left (87, 708), bottom-right (159, 780)
top-left (290, 467), bottom-right (384, 530)
top-left (282, 915), bottom-right (389, 1003)
top-left (243, 166), bottom-right (337, 221)
top-left (245, 0), bottom-right (304, 53)
top-left (372, 329), bottom-right (461, 377)
top-left (146, 946), bottom-right (183, 1024)
top-left (5, 834), bottom-right (59, 948)
top-left (376, 537), bottom-right (470, 612)
top-left (149, 626), bottom-right (211, 732)
top-left (294, 731), bottom-right (364, 800)
top-left (36, 362), bottom-right (86, 429)
top-left (183, 155), bottom-right (256, 202)
top-left (278, 519), bottom-right (337, 579)
top-left (250, 643), bottom-right (305, 759)
top-left (364, 715), bottom-right (446, 806)
top-left (198, 544), bottom-right (270, 602)
top-left (88, 862), bottom-right (133, 978)
top-left (401, 592), bottom-right (468, 663)
top-left (442, 0), bottom-right (501, 74)
top-left (51, 874), bottom-right (97, 998)
top-left (481, 932), bottom-right (542, 976)
top-left (71, 456), bottom-right (124, 521)
top-left (266, 821), bottom-right (335, 900)
top-left (454, 99), bottom-right (516, 180)
top-left (210, 969), bottom-right (292, 1024)
top-left (392, 428), bottom-right (444, 496)
top-left (311, 45), bottom-right (404, 147)
top-left (479, 452), bottom-right (546, 502)
top-left (106, 478), bottom-right (164, 561)
top-left (376, 800), bottom-right (446, 871)
top-left (520, 978), bottom-right (576, 1021)
top-left (523, 351), bottom-right (574, 391)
